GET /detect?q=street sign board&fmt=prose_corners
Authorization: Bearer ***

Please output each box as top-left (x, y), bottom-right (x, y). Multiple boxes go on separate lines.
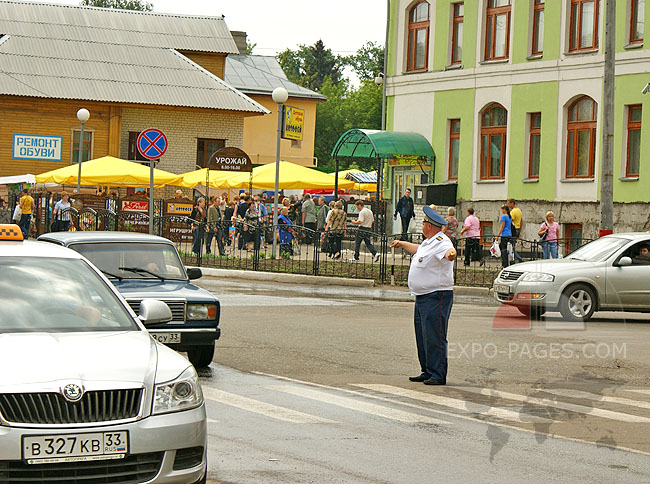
top-left (208, 147), bottom-right (252, 172)
top-left (281, 106), bottom-right (304, 141)
top-left (137, 128), bottom-right (168, 160)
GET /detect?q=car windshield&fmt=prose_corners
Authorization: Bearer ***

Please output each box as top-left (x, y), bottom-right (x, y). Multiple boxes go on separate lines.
top-left (566, 237), bottom-right (631, 262)
top-left (0, 257), bottom-right (138, 333)
top-left (70, 242), bottom-right (187, 280)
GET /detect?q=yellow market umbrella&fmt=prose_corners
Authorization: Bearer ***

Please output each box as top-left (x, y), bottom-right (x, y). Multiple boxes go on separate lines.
top-left (229, 161), bottom-right (355, 189)
top-left (34, 156), bottom-right (182, 186)
top-left (178, 168), bottom-right (250, 189)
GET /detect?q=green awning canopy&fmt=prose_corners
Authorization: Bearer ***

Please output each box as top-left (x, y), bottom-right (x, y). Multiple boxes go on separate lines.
top-left (331, 129), bottom-right (435, 160)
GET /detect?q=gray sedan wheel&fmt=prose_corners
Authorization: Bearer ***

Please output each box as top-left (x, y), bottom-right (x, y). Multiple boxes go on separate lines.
top-left (559, 284), bottom-right (596, 322)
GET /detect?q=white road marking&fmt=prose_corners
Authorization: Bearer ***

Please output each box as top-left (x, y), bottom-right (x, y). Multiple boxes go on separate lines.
top-left (271, 385), bottom-right (447, 425)
top-left (625, 389), bottom-right (650, 395)
top-left (217, 294), bottom-right (352, 307)
top-left (207, 418), bottom-right (219, 424)
top-left (202, 387), bottom-right (333, 424)
top-left (540, 388), bottom-right (650, 411)
top-left (354, 384), bottom-right (553, 423)
top-left (456, 387), bottom-right (650, 423)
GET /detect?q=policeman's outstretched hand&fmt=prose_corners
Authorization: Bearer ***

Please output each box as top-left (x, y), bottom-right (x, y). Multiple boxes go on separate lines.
top-left (445, 248), bottom-right (457, 261)
top-left (390, 240), bottom-right (400, 249)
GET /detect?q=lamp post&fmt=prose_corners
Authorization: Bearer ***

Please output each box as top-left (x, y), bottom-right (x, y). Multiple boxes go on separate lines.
top-left (271, 87), bottom-right (289, 259)
top-left (76, 108), bottom-right (90, 196)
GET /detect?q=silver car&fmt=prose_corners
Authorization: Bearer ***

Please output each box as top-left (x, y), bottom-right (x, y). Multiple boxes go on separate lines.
top-left (493, 233), bottom-right (650, 321)
top-left (0, 226), bottom-right (207, 483)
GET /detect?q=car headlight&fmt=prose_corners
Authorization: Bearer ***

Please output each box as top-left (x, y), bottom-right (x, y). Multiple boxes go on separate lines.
top-left (522, 272), bottom-right (555, 282)
top-left (186, 304), bottom-right (217, 320)
top-left (153, 366), bottom-right (203, 415)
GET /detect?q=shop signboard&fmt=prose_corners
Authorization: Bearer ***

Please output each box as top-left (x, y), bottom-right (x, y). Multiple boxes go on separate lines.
top-left (281, 106), bottom-right (304, 141)
top-left (119, 198), bottom-right (149, 233)
top-left (208, 147), bottom-right (252, 172)
top-left (164, 198), bottom-right (193, 243)
top-left (12, 134), bottom-right (63, 161)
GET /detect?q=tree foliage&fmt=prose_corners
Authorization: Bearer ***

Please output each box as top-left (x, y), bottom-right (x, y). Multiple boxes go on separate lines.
top-left (278, 40), bottom-right (383, 172)
top-left (80, 0), bottom-right (153, 11)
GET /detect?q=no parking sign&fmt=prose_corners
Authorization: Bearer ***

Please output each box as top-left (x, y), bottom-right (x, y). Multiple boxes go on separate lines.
top-left (137, 128), bottom-right (168, 160)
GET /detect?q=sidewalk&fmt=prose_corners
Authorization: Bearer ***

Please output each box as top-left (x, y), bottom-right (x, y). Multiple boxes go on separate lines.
top-left (196, 267), bottom-right (495, 304)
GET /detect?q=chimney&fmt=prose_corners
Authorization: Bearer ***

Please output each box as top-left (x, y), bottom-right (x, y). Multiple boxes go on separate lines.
top-left (230, 31), bottom-right (248, 55)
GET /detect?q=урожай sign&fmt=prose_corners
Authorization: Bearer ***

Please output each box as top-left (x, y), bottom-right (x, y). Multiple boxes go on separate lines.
top-left (137, 128), bottom-right (168, 160)
top-left (208, 147), bottom-right (252, 172)
top-left (12, 134), bottom-right (63, 161)
top-left (281, 106), bottom-right (304, 141)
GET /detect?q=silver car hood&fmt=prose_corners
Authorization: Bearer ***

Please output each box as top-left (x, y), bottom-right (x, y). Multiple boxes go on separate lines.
top-left (0, 330), bottom-right (157, 390)
top-left (504, 258), bottom-right (598, 273)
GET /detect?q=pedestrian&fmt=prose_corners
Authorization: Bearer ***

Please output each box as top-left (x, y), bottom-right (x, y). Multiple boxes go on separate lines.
top-left (460, 207), bottom-right (482, 266)
top-left (301, 193), bottom-right (316, 244)
top-left (174, 189), bottom-right (184, 199)
top-left (394, 187), bottom-right (416, 241)
top-left (496, 204), bottom-right (513, 268)
top-left (205, 197), bottom-right (225, 256)
top-left (278, 207), bottom-right (294, 255)
top-left (538, 211), bottom-right (560, 259)
top-left (390, 206), bottom-right (456, 385)
top-left (507, 198), bottom-right (524, 263)
top-left (224, 201), bottom-right (235, 247)
top-left (324, 200), bottom-right (347, 259)
top-left (442, 207), bottom-right (458, 247)
top-left (316, 196), bottom-right (328, 235)
top-left (244, 197), bottom-right (262, 251)
top-left (236, 195), bottom-right (249, 250)
top-left (350, 200), bottom-right (379, 263)
top-left (18, 188), bottom-right (34, 238)
top-left (190, 197), bottom-right (206, 255)
top-left (52, 191), bottom-right (71, 232)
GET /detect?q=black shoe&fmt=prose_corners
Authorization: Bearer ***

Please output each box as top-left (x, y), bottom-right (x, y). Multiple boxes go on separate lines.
top-left (423, 378), bottom-right (446, 386)
top-left (408, 374), bottom-right (430, 382)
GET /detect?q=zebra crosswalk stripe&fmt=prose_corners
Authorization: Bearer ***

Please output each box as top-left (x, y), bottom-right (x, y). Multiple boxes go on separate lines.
top-left (455, 387), bottom-right (650, 423)
top-left (540, 388), bottom-right (650, 411)
top-left (271, 385), bottom-right (448, 425)
top-left (353, 384), bottom-right (553, 423)
top-left (203, 387), bottom-right (333, 424)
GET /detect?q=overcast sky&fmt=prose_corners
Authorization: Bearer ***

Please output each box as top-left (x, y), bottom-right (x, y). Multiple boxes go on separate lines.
top-left (28, 0), bottom-right (388, 56)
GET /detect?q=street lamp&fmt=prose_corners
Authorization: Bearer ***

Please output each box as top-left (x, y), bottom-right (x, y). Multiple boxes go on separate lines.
top-left (76, 108), bottom-right (90, 196)
top-left (271, 87), bottom-right (289, 259)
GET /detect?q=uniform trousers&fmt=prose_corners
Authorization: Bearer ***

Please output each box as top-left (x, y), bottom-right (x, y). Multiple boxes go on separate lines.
top-left (414, 290), bottom-right (454, 382)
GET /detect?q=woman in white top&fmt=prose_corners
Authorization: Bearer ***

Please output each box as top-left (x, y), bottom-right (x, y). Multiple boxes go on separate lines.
top-left (52, 191), bottom-right (71, 232)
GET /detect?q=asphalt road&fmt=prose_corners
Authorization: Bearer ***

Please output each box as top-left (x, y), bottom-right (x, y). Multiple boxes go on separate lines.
top-left (197, 277), bottom-right (650, 483)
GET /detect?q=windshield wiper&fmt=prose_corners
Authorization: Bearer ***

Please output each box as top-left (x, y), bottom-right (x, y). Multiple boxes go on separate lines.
top-left (118, 266), bottom-right (166, 281)
top-left (100, 269), bottom-right (123, 281)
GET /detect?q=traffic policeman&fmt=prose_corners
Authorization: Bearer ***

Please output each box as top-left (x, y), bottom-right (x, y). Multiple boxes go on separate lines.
top-left (390, 206), bottom-right (456, 385)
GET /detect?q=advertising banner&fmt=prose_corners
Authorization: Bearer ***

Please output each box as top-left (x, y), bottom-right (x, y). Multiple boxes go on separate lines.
top-left (12, 134), bottom-right (63, 161)
top-left (281, 106), bottom-right (304, 141)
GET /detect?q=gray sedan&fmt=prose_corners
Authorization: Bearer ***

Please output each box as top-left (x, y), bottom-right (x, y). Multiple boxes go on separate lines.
top-left (493, 233), bottom-right (650, 321)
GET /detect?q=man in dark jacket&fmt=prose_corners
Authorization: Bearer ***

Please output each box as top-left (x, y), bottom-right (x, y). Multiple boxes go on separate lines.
top-left (394, 188), bottom-right (416, 241)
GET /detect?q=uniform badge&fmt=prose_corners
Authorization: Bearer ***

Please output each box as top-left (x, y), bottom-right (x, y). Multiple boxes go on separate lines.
top-left (418, 257), bottom-right (423, 262)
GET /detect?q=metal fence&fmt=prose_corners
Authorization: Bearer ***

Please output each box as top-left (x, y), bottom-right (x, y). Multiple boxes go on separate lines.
top-left (18, 198), bottom-right (591, 288)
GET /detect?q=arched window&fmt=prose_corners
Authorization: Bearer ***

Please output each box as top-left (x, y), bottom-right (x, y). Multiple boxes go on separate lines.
top-left (407, 1), bottom-right (430, 71)
top-left (480, 104), bottom-right (508, 180)
top-left (566, 96), bottom-right (597, 178)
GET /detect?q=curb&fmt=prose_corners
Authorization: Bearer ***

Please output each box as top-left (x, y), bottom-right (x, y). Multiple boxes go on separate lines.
top-left (195, 267), bottom-right (375, 288)
top-left (194, 267), bottom-right (494, 301)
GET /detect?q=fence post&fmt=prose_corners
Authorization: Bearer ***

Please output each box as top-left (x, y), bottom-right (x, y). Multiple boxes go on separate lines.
top-left (313, 230), bottom-right (320, 276)
top-left (379, 234), bottom-right (387, 284)
top-left (253, 225), bottom-right (260, 271)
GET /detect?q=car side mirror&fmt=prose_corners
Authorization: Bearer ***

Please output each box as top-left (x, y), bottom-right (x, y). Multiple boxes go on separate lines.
top-left (138, 299), bottom-right (172, 326)
top-left (186, 267), bottom-right (202, 280)
top-left (618, 256), bottom-right (632, 267)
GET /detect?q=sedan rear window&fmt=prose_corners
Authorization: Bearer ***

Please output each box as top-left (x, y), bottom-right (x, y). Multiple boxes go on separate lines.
top-left (71, 242), bottom-right (187, 281)
top-left (0, 258), bottom-right (138, 333)
top-left (566, 237), bottom-right (630, 262)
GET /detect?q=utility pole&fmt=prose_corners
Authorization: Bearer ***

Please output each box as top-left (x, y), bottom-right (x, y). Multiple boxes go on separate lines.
top-left (599, 0), bottom-right (615, 237)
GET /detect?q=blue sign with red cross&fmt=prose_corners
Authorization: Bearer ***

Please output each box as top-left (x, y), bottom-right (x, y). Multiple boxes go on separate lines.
top-left (137, 128), bottom-right (168, 160)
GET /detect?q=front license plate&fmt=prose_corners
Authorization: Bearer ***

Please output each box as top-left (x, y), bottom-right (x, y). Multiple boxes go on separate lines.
top-left (150, 332), bottom-right (181, 344)
top-left (494, 284), bottom-right (511, 294)
top-left (24, 431), bottom-right (128, 464)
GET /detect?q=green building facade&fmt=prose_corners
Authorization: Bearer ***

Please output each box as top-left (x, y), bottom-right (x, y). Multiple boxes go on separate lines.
top-left (385, 0), bottom-right (650, 241)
